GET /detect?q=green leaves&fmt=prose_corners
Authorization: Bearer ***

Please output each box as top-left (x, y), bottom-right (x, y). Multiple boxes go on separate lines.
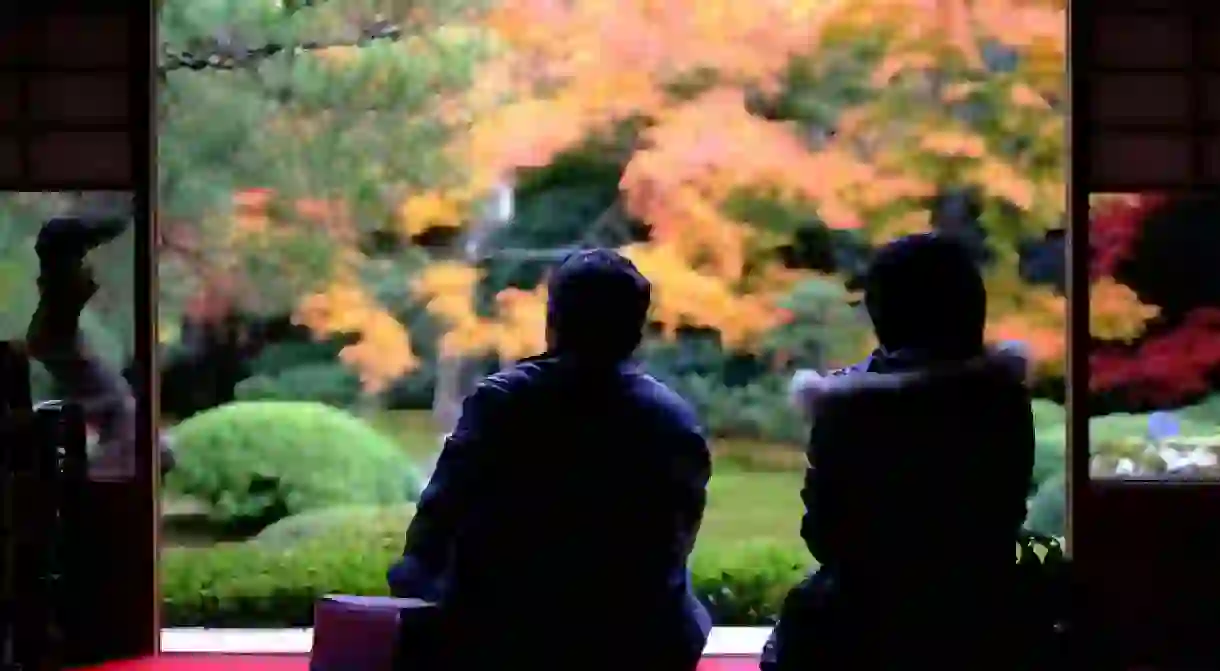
top-left (158, 0), bottom-right (492, 321)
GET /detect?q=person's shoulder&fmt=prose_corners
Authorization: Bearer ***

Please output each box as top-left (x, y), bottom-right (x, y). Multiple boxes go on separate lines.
top-left (476, 355), bottom-right (555, 396)
top-left (808, 346), bottom-right (1031, 417)
top-left (623, 368), bottom-right (701, 431)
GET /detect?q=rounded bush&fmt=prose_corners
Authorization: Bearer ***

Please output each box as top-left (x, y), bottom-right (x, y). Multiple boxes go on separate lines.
top-left (247, 341), bottom-right (345, 377)
top-left (159, 507), bottom-right (1066, 629)
top-left (164, 401), bottom-right (422, 529)
top-left (253, 504), bottom-right (416, 550)
top-left (1031, 435), bottom-right (1065, 494)
top-left (1030, 399), bottom-right (1065, 430)
top-left (1026, 472), bottom-right (1066, 537)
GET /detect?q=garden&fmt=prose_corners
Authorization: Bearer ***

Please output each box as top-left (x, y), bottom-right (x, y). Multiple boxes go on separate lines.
top-left (8, 0), bottom-right (1220, 630)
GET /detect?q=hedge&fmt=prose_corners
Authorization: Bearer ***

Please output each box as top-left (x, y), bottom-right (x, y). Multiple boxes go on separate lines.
top-left (161, 530), bottom-right (1064, 628)
top-left (164, 402), bottom-right (422, 529)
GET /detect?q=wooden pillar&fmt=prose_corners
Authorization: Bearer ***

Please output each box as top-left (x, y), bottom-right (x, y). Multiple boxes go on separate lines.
top-left (1074, 1), bottom-right (1220, 667)
top-left (0, 3), bottom-right (158, 666)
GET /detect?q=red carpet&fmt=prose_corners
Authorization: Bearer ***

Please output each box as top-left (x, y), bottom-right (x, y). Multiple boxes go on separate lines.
top-left (82, 655), bottom-right (759, 670)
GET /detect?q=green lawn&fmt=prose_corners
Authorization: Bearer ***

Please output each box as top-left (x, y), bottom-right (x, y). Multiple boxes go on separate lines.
top-left (163, 409), bottom-right (808, 555)
top-left (700, 468), bottom-right (804, 555)
top-left (367, 410), bottom-right (807, 554)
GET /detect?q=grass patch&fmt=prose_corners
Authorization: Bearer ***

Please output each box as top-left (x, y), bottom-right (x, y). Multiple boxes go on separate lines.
top-left (364, 409), bottom-right (444, 462)
top-left (699, 468), bottom-right (804, 556)
top-left (366, 410), bottom-right (807, 553)
top-left (160, 409), bottom-right (808, 556)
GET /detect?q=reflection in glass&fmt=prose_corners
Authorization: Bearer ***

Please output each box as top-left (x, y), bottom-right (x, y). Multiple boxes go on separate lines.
top-left (0, 192), bottom-right (137, 482)
top-left (1088, 193), bottom-right (1220, 480)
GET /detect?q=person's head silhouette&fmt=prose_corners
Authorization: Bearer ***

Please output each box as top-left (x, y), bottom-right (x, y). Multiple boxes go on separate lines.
top-left (863, 232), bottom-right (986, 360)
top-left (546, 248), bottom-right (651, 364)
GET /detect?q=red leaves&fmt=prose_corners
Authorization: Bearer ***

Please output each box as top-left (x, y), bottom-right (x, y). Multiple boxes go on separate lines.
top-left (1088, 193), bottom-right (1220, 404)
top-left (1089, 193), bottom-right (1168, 281)
top-left (1091, 308), bottom-right (1220, 404)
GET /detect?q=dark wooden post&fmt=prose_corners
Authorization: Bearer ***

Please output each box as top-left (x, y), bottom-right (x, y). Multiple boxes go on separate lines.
top-left (0, 3), bottom-right (159, 666)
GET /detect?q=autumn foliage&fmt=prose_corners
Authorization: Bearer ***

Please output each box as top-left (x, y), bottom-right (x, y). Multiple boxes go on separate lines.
top-left (415, 0), bottom-right (1071, 369)
top-left (207, 0), bottom-right (1085, 394)
top-left (1088, 194), bottom-right (1220, 404)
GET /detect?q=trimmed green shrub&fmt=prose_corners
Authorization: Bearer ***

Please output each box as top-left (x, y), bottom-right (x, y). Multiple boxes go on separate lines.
top-left (159, 503), bottom-right (1066, 628)
top-left (164, 401), bottom-right (422, 530)
top-left (689, 544), bottom-right (808, 625)
top-left (1031, 434), bottom-right (1066, 494)
top-left (247, 341), bottom-right (346, 377)
top-left (381, 367), bottom-right (438, 411)
top-left (669, 373), bottom-right (807, 444)
top-left (1090, 412), bottom-right (1211, 444)
top-left (253, 504), bottom-right (415, 550)
top-left (1178, 395), bottom-right (1220, 424)
top-left (1026, 472), bottom-right (1066, 537)
top-left (160, 534), bottom-right (810, 628)
top-left (234, 363), bottom-right (363, 408)
top-left (1030, 399), bottom-right (1065, 431)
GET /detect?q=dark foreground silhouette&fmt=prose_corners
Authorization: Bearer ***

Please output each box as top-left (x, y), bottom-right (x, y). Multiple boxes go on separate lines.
top-left (389, 249), bottom-right (712, 670)
top-left (765, 234), bottom-right (1040, 669)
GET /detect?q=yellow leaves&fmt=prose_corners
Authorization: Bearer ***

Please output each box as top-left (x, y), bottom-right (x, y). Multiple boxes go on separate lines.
top-left (411, 263), bottom-right (499, 357)
top-left (1009, 83), bottom-right (1050, 110)
top-left (918, 130), bottom-right (988, 159)
top-left (412, 262), bottom-right (483, 331)
top-left (444, 0), bottom-right (1068, 369)
top-left (339, 311), bottom-right (417, 394)
top-left (1090, 277), bottom-right (1159, 343)
top-left (942, 82), bottom-right (979, 104)
top-left (398, 191), bottom-right (465, 236)
top-left (293, 281), bottom-right (417, 393)
top-left (490, 286), bottom-right (549, 360)
top-left (971, 158), bottom-right (1036, 211)
top-left (985, 265), bottom-right (1157, 367)
top-left (936, 0), bottom-right (984, 68)
top-left (632, 186), bottom-right (750, 281)
top-left (984, 281), bottom-right (1066, 374)
top-left (986, 313), bottom-right (1065, 376)
top-left (413, 263), bottom-right (548, 360)
top-left (622, 243), bottom-right (788, 348)
top-left (872, 209), bottom-right (933, 244)
top-left (474, 0), bottom-right (828, 181)
top-left (871, 51), bottom-right (935, 87)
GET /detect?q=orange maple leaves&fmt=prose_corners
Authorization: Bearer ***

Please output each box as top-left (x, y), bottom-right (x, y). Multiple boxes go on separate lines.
top-left (232, 0), bottom-right (1074, 389)
top-left (412, 262), bottom-right (548, 360)
top-left (294, 280), bottom-right (418, 394)
top-left (227, 188), bottom-right (418, 393)
top-left (432, 0), bottom-right (1067, 361)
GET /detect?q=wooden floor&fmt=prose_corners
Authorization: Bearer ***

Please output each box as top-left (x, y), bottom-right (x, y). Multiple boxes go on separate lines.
top-left (80, 655), bottom-right (761, 670)
top-left (71, 628), bottom-right (771, 670)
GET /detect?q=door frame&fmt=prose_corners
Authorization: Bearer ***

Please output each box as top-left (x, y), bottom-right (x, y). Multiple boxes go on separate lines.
top-left (0, 4), bottom-right (160, 664)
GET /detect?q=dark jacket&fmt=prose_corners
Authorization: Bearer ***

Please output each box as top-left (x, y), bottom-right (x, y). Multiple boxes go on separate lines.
top-left (767, 351), bottom-right (1036, 669)
top-left (805, 349), bottom-right (1034, 579)
top-left (388, 354), bottom-right (712, 667)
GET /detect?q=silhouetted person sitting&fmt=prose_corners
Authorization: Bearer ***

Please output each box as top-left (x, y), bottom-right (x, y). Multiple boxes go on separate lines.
top-left (763, 233), bottom-right (1036, 670)
top-left (388, 248), bottom-right (712, 670)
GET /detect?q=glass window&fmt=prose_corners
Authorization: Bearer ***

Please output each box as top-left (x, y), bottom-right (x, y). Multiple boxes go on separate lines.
top-left (0, 191), bottom-right (137, 482)
top-left (1088, 192), bottom-right (1220, 481)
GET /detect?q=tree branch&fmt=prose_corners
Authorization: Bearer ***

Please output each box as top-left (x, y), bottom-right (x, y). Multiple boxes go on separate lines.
top-left (159, 19), bottom-right (402, 73)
